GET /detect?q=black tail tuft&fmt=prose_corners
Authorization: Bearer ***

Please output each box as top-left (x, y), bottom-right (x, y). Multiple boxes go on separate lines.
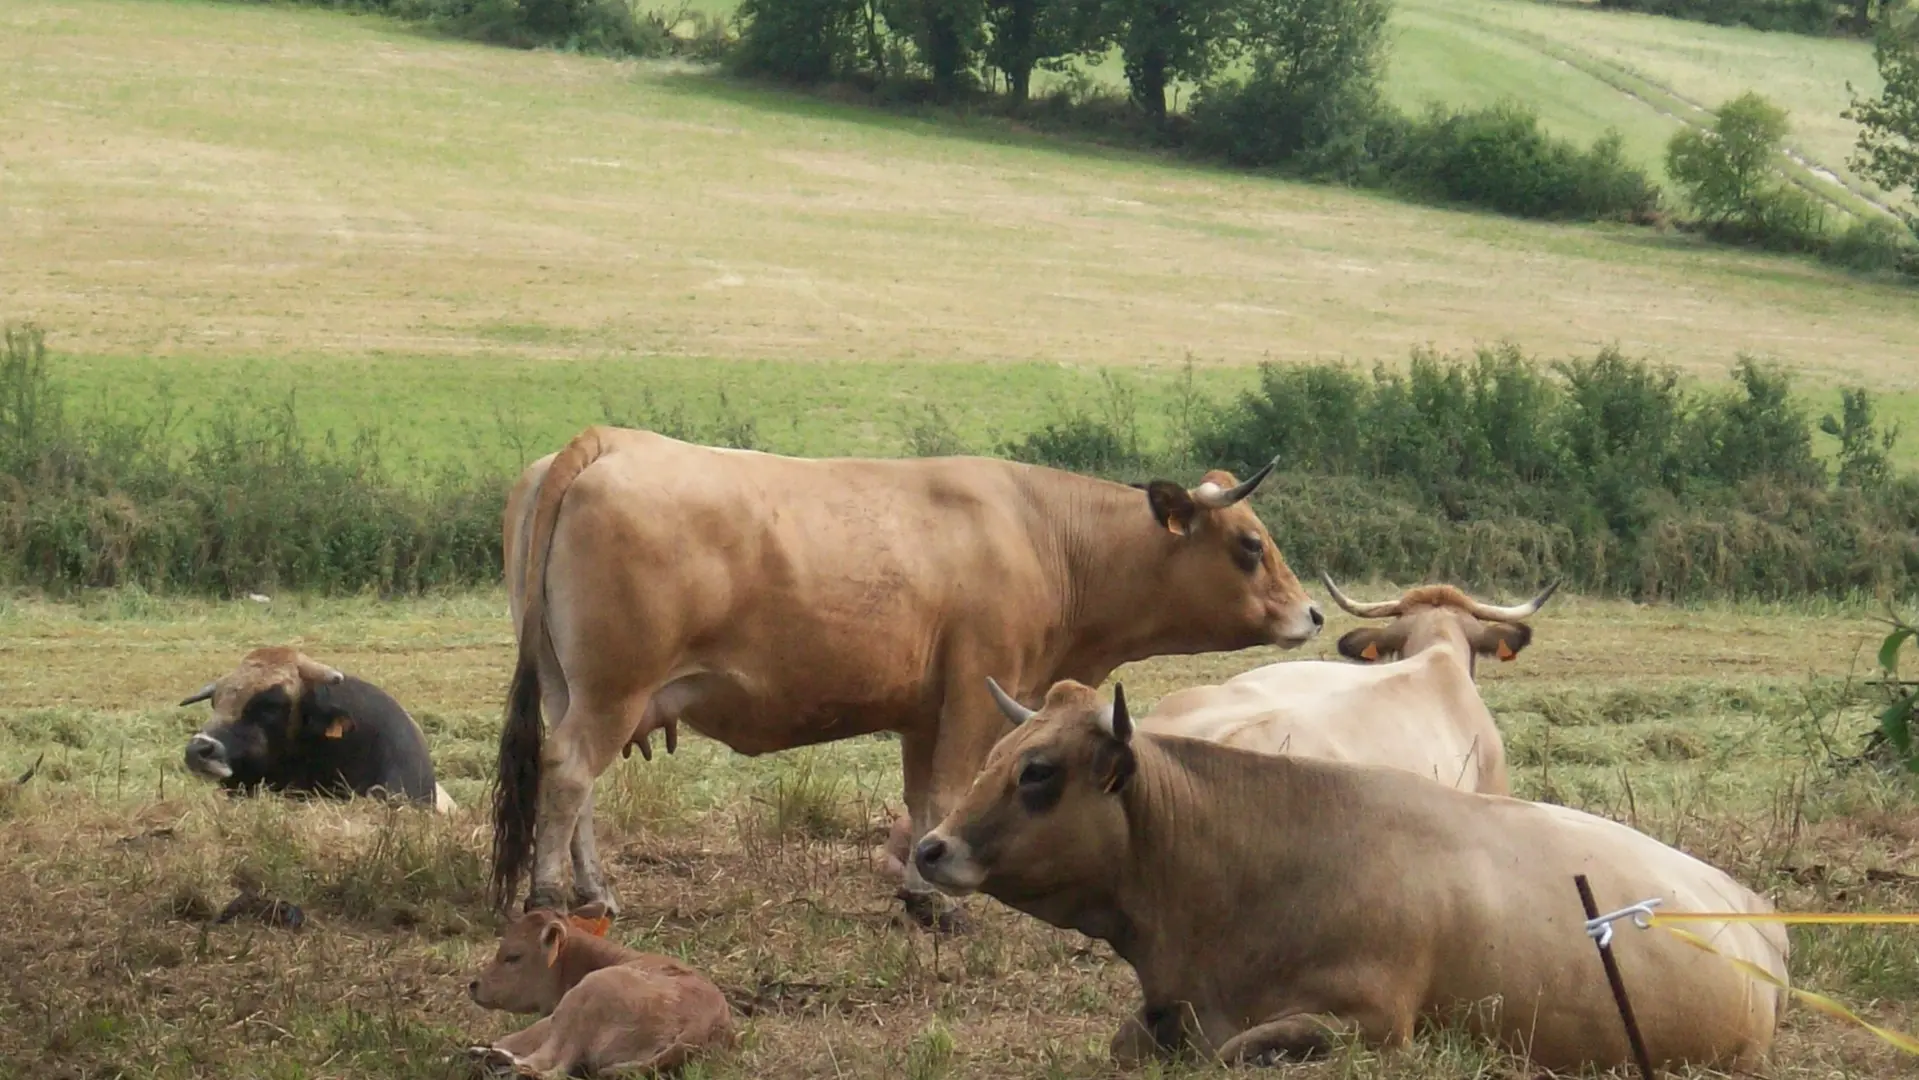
top-left (489, 651), bottom-right (544, 911)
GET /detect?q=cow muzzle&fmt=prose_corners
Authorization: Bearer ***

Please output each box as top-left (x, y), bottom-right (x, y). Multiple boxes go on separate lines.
top-left (184, 734), bottom-right (233, 780)
top-left (912, 831), bottom-right (985, 896)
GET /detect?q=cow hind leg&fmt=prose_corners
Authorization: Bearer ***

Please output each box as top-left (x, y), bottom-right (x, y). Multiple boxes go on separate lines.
top-left (528, 694), bottom-right (641, 913)
top-left (568, 789), bottom-right (619, 915)
top-left (1216, 1001), bottom-right (1407, 1068)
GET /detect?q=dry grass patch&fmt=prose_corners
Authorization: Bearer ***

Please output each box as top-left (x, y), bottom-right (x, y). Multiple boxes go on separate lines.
top-left (2, 588), bottom-right (1918, 1077)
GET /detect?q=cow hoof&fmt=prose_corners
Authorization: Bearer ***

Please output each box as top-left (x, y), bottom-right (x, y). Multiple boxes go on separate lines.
top-left (571, 888), bottom-right (620, 919)
top-left (895, 888), bottom-right (971, 935)
top-left (463, 1045), bottom-right (520, 1077)
top-left (523, 888), bottom-right (569, 915)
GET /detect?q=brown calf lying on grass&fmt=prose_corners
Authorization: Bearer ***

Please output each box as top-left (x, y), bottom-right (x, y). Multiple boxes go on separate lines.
top-left (467, 906), bottom-right (735, 1076)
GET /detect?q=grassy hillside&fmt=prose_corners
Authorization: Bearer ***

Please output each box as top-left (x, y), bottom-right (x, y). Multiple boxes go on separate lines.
top-left (5, 0), bottom-right (1915, 388)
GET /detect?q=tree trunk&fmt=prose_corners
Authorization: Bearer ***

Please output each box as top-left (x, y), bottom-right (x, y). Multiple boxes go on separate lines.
top-left (1125, 46), bottom-right (1168, 120)
top-left (928, 9), bottom-right (964, 97)
top-left (1003, 0), bottom-right (1036, 106)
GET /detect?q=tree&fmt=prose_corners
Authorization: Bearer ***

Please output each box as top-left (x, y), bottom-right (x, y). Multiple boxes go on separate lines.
top-left (1845, 24), bottom-right (1919, 230)
top-left (1111, 0), bottom-right (1239, 120)
top-left (984, 0), bottom-right (1101, 106)
top-left (1665, 91), bottom-right (1792, 230)
top-left (1187, 0), bottom-right (1392, 165)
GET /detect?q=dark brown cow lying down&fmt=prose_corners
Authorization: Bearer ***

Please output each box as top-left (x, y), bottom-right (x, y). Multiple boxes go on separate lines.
top-left (914, 679), bottom-right (1788, 1072)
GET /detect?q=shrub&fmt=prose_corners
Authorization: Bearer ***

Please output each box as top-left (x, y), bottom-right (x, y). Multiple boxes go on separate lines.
top-left (1388, 104), bottom-right (1659, 220)
top-left (1594, 0), bottom-right (1834, 35)
top-left (732, 0), bottom-right (871, 82)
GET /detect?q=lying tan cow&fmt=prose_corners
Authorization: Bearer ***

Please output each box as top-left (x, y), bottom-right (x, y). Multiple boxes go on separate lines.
top-left (916, 679), bottom-right (1788, 1072)
top-left (467, 906), bottom-right (734, 1076)
top-left (492, 426), bottom-right (1324, 926)
top-left (1136, 575), bottom-right (1559, 795)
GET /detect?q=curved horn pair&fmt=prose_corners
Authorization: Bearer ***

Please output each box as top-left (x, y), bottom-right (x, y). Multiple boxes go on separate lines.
top-left (1320, 572), bottom-right (1561, 623)
top-left (1193, 457), bottom-right (1279, 510)
top-left (179, 683), bottom-right (217, 707)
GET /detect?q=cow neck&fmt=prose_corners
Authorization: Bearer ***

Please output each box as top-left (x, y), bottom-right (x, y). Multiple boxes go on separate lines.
top-left (1109, 735), bottom-right (1341, 1006)
top-left (555, 931), bottom-right (638, 993)
top-left (1038, 479), bottom-right (1214, 680)
top-left (1401, 615), bottom-right (1478, 679)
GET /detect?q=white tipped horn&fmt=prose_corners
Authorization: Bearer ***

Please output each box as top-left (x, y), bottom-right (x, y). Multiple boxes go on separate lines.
top-left (1319, 572), bottom-right (1403, 619)
top-left (179, 683), bottom-right (217, 707)
top-left (1466, 580), bottom-right (1561, 623)
top-left (985, 677), bottom-right (1036, 726)
top-left (1192, 457), bottom-right (1279, 509)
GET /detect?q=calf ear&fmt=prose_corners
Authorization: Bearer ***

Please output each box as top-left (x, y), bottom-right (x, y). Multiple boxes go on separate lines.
top-left (567, 909), bottom-right (612, 937)
top-left (1475, 622), bottom-right (1534, 662)
top-left (1144, 481), bottom-right (1198, 536)
top-left (1338, 628), bottom-right (1399, 663)
top-left (540, 919), bottom-right (566, 967)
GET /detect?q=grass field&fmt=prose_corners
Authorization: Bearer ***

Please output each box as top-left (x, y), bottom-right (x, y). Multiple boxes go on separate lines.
top-left (4, 589), bottom-right (1919, 1079)
top-left (5, 0), bottom-right (1919, 1074)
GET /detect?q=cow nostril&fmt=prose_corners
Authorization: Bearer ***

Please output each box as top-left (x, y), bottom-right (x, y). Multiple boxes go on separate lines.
top-left (915, 837), bottom-right (948, 868)
top-left (1309, 605), bottom-right (1325, 628)
top-left (467, 980), bottom-right (479, 995)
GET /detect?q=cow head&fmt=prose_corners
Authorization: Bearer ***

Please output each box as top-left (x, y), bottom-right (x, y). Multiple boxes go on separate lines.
top-left (1323, 574), bottom-right (1559, 676)
top-left (177, 647), bottom-right (351, 785)
top-left (915, 678), bottom-right (1136, 913)
top-left (1135, 458), bottom-right (1322, 650)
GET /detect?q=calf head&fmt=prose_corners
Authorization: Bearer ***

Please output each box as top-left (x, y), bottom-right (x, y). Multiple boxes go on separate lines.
top-left (915, 678), bottom-right (1136, 919)
top-left (1133, 458), bottom-right (1323, 650)
top-left (177, 647), bottom-right (351, 785)
top-left (468, 906), bottom-right (612, 1015)
top-left (1323, 574), bottom-right (1559, 676)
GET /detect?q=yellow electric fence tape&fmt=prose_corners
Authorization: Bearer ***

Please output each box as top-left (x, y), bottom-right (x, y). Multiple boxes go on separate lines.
top-left (1639, 911), bottom-right (1919, 1057)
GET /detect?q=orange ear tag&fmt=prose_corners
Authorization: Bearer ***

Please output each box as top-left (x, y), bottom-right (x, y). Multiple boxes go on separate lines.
top-left (323, 718), bottom-right (353, 739)
top-left (567, 914), bottom-right (612, 938)
top-left (1496, 640), bottom-right (1516, 661)
top-left (1359, 643), bottom-right (1380, 661)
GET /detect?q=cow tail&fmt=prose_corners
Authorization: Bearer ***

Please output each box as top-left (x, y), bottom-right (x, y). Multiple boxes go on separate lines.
top-left (489, 426), bottom-right (612, 911)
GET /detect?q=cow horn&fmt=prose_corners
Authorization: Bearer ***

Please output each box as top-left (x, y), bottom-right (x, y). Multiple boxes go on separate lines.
top-left (985, 677), bottom-right (1036, 726)
top-left (1192, 456), bottom-right (1279, 509)
top-left (1466, 580), bottom-right (1561, 623)
top-left (179, 683), bottom-right (217, 707)
top-left (12, 752), bottom-right (43, 788)
top-left (295, 655), bottom-right (345, 686)
top-left (1320, 572), bottom-right (1403, 619)
top-left (1098, 683), bottom-right (1134, 743)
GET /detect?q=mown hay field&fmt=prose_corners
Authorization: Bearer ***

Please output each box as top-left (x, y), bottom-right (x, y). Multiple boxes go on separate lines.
top-left (4, 590), bottom-right (1919, 1079)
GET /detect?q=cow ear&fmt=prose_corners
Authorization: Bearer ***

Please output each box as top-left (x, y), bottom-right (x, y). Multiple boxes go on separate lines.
top-left (540, 919), bottom-right (565, 967)
top-left (301, 684), bottom-right (354, 739)
top-left (1144, 481), bottom-right (1198, 537)
top-left (1475, 622), bottom-right (1533, 662)
top-left (567, 906), bottom-right (612, 937)
top-left (1338, 628), bottom-right (1400, 664)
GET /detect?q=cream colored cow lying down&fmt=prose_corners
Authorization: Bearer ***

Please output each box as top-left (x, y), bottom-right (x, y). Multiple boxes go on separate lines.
top-left (1136, 575), bottom-right (1559, 796)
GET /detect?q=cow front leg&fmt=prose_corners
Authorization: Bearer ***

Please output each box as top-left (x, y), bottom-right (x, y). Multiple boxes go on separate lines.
top-left (1214, 1005), bottom-right (1399, 1066)
top-left (893, 727), bottom-right (962, 932)
top-left (568, 790), bottom-right (620, 917)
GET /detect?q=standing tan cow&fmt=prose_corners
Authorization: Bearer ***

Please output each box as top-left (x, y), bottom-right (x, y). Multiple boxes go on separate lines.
top-left (916, 679), bottom-right (1788, 1072)
top-left (490, 427), bottom-right (1323, 925)
top-left (1136, 575), bottom-right (1559, 795)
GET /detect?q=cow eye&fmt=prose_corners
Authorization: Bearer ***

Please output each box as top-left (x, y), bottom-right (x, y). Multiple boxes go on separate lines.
top-left (502, 952), bottom-right (522, 963)
top-left (1233, 533), bottom-right (1264, 572)
top-left (1018, 761), bottom-right (1058, 787)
